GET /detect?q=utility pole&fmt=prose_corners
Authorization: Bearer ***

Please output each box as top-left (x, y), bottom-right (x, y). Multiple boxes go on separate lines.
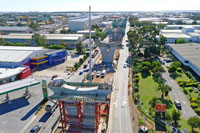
top-left (89, 6), bottom-right (92, 84)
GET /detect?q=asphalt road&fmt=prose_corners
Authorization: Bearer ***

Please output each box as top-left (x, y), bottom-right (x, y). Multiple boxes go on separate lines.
top-left (161, 60), bottom-right (196, 119)
top-left (111, 21), bottom-right (132, 133)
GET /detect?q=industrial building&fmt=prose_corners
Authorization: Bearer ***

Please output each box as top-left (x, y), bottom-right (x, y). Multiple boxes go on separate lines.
top-left (0, 46), bottom-right (67, 82)
top-left (157, 25), bottom-right (200, 43)
top-left (0, 26), bottom-right (32, 34)
top-left (0, 33), bottom-right (84, 49)
top-left (168, 43), bottom-right (200, 78)
top-left (30, 49), bottom-right (67, 70)
top-left (68, 16), bottom-right (103, 31)
top-left (0, 46), bottom-right (44, 68)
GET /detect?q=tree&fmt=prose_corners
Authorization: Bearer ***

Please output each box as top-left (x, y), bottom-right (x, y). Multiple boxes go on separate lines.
top-left (29, 22), bottom-right (40, 31)
top-left (158, 84), bottom-right (172, 101)
top-left (48, 44), bottom-right (65, 49)
top-left (32, 33), bottom-right (48, 46)
top-left (60, 28), bottom-right (67, 34)
top-left (176, 38), bottom-right (187, 44)
top-left (76, 42), bottom-right (83, 54)
top-left (172, 109), bottom-right (181, 127)
top-left (187, 116), bottom-right (200, 132)
top-left (0, 38), bottom-right (4, 45)
top-left (192, 20), bottom-right (197, 25)
top-left (159, 35), bottom-right (167, 46)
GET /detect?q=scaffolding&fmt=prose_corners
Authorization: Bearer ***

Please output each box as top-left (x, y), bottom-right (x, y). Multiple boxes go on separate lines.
top-left (48, 80), bottom-right (112, 133)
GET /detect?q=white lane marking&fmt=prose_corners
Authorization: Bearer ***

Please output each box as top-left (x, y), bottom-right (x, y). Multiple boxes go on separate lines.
top-left (170, 79), bottom-right (173, 82)
top-left (114, 99), bottom-right (118, 108)
top-left (183, 101), bottom-right (186, 104)
top-left (123, 101), bottom-right (127, 106)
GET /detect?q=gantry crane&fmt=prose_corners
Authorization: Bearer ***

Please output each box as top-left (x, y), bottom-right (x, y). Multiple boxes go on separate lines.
top-left (17, 16), bottom-right (31, 25)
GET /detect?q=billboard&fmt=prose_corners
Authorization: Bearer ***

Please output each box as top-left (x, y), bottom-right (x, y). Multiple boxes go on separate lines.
top-left (156, 104), bottom-right (166, 112)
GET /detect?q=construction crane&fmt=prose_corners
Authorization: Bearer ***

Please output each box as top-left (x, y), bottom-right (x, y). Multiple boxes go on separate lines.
top-left (58, 16), bottom-right (68, 25)
top-left (17, 16), bottom-right (31, 25)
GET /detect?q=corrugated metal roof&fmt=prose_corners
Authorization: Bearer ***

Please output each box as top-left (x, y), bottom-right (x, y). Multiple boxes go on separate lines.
top-left (0, 50), bottom-right (33, 62)
top-left (0, 26), bottom-right (31, 31)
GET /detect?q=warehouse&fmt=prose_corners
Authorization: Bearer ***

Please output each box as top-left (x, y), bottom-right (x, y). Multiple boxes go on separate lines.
top-left (68, 16), bottom-right (103, 31)
top-left (0, 46), bottom-right (43, 68)
top-left (168, 43), bottom-right (200, 78)
top-left (0, 26), bottom-right (32, 34)
top-left (0, 66), bottom-right (30, 85)
top-left (30, 49), bottom-right (67, 70)
top-left (0, 33), bottom-right (84, 49)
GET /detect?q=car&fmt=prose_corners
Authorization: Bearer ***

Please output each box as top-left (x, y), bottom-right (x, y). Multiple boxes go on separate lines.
top-left (79, 70), bottom-right (83, 75)
top-left (30, 124), bottom-right (41, 133)
top-left (51, 75), bottom-right (58, 80)
top-left (171, 127), bottom-right (178, 133)
top-left (174, 100), bottom-right (182, 110)
top-left (96, 71), bottom-right (100, 78)
top-left (123, 64), bottom-right (126, 68)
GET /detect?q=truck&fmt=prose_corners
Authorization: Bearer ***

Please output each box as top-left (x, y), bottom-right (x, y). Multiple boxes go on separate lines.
top-left (45, 100), bottom-right (57, 113)
top-left (92, 49), bottom-right (99, 58)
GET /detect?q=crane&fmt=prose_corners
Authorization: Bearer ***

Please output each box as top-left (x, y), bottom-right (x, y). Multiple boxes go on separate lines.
top-left (17, 16), bottom-right (31, 25)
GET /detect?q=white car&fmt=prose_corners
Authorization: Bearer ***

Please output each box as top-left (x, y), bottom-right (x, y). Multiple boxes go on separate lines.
top-left (79, 70), bottom-right (83, 75)
top-left (96, 71), bottom-right (100, 77)
top-left (123, 64), bottom-right (127, 68)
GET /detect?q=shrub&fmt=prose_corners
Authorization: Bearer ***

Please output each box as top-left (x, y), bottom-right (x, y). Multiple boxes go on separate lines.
top-left (191, 103), bottom-right (198, 109)
top-left (183, 89), bottom-right (188, 95)
top-left (177, 67), bottom-right (183, 73)
top-left (191, 98), bottom-right (198, 103)
top-left (194, 108), bottom-right (200, 115)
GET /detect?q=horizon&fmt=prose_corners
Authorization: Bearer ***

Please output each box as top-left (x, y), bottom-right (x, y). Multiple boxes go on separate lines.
top-left (0, 0), bottom-right (200, 12)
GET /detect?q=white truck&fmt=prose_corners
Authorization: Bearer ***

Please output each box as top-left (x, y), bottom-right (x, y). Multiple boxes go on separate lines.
top-left (45, 100), bottom-right (57, 113)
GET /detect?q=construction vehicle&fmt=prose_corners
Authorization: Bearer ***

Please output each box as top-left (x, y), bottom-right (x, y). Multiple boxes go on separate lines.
top-left (17, 16), bottom-right (31, 24)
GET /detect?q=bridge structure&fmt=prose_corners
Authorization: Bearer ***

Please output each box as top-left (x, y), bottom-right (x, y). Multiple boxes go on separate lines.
top-left (48, 79), bottom-right (112, 133)
top-left (95, 37), bottom-right (120, 71)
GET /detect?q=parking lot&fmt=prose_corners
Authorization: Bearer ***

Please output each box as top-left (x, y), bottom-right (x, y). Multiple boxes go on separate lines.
top-left (33, 54), bottom-right (83, 78)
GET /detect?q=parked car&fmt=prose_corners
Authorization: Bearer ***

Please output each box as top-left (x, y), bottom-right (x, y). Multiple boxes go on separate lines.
top-left (79, 70), bottom-right (83, 75)
top-left (30, 124), bottom-right (41, 133)
top-left (171, 127), bottom-right (178, 133)
top-left (174, 100), bottom-right (182, 110)
top-left (96, 71), bottom-right (100, 78)
top-left (51, 75), bottom-right (58, 80)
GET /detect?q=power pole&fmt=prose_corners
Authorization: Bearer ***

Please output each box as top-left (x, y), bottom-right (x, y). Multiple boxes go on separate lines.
top-left (89, 6), bottom-right (92, 84)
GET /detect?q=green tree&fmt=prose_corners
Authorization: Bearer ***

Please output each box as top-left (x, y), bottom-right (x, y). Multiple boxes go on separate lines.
top-left (192, 20), bottom-right (197, 25)
top-left (176, 38), bottom-right (187, 44)
top-left (187, 116), bottom-right (200, 132)
top-left (0, 38), bottom-right (4, 45)
top-left (159, 35), bottom-right (167, 46)
top-left (60, 28), bottom-right (67, 34)
top-left (158, 84), bottom-right (172, 101)
top-left (48, 44), bottom-right (65, 49)
top-left (76, 42), bottom-right (83, 54)
top-left (172, 109), bottom-right (181, 127)
top-left (29, 21), bottom-right (40, 31)
top-left (32, 33), bottom-right (48, 46)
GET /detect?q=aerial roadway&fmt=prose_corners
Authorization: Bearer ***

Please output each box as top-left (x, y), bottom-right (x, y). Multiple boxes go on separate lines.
top-left (110, 20), bottom-right (132, 133)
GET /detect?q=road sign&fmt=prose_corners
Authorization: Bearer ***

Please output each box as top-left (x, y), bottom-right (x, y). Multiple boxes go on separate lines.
top-left (156, 104), bottom-right (166, 112)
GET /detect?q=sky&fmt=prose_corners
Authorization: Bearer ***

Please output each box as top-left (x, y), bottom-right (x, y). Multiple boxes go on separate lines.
top-left (0, 0), bottom-right (200, 12)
